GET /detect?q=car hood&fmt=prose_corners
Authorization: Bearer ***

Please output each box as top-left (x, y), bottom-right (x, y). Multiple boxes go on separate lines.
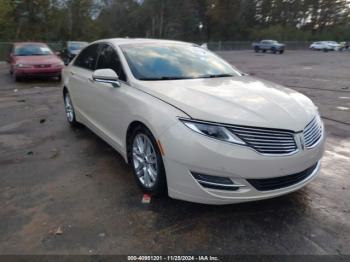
top-left (14, 55), bottom-right (61, 65)
top-left (136, 76), bottom-right (317, 131)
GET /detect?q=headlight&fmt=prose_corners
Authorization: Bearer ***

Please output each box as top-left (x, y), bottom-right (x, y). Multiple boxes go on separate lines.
top-left (16, 63), bottom-right (33, 68)
top-left (180, 118), bottom-right (246, 145)
top-left (52, 61), bottom-right (64, 67)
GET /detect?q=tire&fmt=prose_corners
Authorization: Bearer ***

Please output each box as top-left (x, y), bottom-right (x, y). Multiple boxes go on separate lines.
top-left (323, 48), bottom-right (328, 52)
top-left (63, 90), bottom-right (80, 127)
top-left (262, 50), bottom-right (266, 53)
top-left (254, 47), bottom-right (259, 53)
top-left (13, 72), bottom-right (21, 82)
top-left (129, 125), bottom-right (167, 196)
top-left (271, 47), bottom-right (276, 54)
top-left (279, 50), bottom-right (284, 54)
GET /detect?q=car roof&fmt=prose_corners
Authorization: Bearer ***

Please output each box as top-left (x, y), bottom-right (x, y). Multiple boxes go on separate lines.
top-left (91, 38), bottom-right (194, 47)
top-left (67, 41), bottom-right (88, 44)
top-left (14, 42), bottom-right (48, 46)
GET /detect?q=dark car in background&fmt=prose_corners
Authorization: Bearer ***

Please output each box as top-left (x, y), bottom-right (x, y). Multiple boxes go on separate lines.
top-left (60, 41), bottom-right (88, 65)
top-left (252, 40), bottom-right (285, 54)
top-left (8, 42), bottom-right (64, 81)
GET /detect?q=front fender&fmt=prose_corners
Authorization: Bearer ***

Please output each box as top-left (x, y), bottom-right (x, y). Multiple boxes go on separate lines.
top-left (120, 86), bottom-right (189, 162)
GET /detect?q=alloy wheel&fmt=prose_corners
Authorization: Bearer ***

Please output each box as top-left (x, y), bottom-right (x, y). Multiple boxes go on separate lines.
top-left (64, 93), bottom-right (74, 122)
top-left (132, 133), bottom-right (158, 188)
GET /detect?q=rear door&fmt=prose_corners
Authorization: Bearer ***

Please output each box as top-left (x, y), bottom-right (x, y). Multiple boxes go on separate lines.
top-left (68, 43), bottom-right (100, 125)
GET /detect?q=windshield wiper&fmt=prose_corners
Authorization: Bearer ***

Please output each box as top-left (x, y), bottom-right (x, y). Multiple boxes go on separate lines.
top-left (200, 73), bottom-right (234, 78)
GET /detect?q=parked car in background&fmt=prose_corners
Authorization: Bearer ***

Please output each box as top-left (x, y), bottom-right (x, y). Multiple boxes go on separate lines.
top-left (62, 38), bottom-right (324, 205)
top-left (309, 41), bottom-right (340, 52)
top-left (252, 40), bottom-right (285, 54)
top-left (325, 41), bottom-right (341, 51)
top-left (8, 42), bottom-right (63, 81)
top-left (60, 41), bottom-right (88, 65)
top-left (339, 41), bottom-right (349, 51)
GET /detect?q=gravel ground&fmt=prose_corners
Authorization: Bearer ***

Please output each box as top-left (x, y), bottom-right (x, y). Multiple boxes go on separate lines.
top-left (0, 50), bottom-right (349, 255)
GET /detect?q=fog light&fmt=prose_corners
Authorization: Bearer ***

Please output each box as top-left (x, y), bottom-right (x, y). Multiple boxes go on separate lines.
top-left (191, 172), bottom-right (245, 191)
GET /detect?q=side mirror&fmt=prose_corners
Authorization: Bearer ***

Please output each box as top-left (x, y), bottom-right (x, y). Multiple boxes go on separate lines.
top-left (201, 43), bottom-right (208, 49)
top-left (92, 69), bottom-right (120, 88)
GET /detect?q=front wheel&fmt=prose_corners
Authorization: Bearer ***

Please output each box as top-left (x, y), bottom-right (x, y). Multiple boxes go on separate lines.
top-left (63, 90), bottom-right (80, 127)
top-left (130, 126), bottom-right (166, 196)
top-left (254, 47), bottom-right (259, 52)
top-left (279, 50), bottom-right (284, 54)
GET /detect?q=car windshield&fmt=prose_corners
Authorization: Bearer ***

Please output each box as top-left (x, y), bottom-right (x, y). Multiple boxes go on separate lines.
top-left (121, 43), bottom-right (241, 80)
top-left (68, 42), bottom-right (88, 51)
top-left (14, 44), bottom-right (53, 56)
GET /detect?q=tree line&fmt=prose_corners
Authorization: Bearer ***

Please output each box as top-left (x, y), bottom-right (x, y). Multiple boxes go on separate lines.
top-left (0, 0), bottom-right (349, 43)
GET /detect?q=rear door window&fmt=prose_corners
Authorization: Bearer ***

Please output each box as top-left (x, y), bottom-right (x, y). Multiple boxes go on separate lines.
top-left (74, 44), bottom-right (99, 71)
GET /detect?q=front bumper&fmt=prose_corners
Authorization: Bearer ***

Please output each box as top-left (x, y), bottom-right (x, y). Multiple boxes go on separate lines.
top-left (14, 67), bottom-right (62, 77)
top-left (159, 122), bottom-right (325, 205)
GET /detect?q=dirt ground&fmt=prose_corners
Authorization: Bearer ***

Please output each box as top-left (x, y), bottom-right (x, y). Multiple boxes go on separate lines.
top-left (0, 50), bottom-right (349, 255)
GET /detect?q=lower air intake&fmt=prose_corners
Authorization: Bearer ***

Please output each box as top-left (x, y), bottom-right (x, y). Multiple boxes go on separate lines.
top-left (247, 162), bottom-right (318, 191)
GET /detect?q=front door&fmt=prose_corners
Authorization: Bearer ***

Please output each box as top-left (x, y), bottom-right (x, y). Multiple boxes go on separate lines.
top-left (88, 43), bottom-right (129, 151)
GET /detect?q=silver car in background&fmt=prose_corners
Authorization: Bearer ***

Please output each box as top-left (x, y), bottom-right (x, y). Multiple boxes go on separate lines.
top-left (310, 41), bottom-right (340, 51)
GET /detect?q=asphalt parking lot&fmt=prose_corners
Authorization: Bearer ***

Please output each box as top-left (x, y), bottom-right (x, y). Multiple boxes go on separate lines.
top-left (0, 50), bottom-right (349, 255)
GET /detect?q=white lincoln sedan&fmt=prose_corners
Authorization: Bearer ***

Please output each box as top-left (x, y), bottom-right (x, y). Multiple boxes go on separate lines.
top-left (62, 38), bottom-right (325, 205)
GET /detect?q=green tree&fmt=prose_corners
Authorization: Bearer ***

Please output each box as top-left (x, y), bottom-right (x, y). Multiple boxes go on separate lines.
top-left (0, 0), bottom-right (16, 40)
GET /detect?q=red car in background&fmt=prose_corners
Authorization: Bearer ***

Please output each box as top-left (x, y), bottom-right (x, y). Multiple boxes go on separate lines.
top-left (8, 42), bottom-right (64, 81)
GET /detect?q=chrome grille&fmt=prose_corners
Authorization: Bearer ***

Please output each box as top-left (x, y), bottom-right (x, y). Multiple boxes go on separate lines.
top-left (228, 126), bottom-right (297, 155)
top-left (34, 64), bottom-right (51, 68)
top-left (303, 116), bottom-right (323, 148)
